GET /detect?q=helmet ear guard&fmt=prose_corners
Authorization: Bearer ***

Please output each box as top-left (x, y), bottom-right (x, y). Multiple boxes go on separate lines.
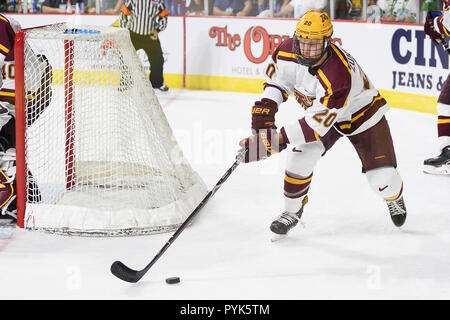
top-left (293, 10), bottom-right (334, 67)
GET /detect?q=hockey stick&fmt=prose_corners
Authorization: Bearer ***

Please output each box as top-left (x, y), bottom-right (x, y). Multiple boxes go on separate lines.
top-left (110, 148), bottom-right (247, 283)
top-left (440, 39), bottom-right (450, 55)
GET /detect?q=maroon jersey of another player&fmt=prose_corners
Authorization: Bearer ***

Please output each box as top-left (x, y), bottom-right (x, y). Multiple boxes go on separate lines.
top-left (0, 14), bottom-right (16, 107)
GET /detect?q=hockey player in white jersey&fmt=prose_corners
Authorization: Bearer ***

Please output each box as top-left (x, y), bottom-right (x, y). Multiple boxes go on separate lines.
top-left (423, 2), bottom-right (450, 175)
top-left (239, 10), bottom-right (407, 238)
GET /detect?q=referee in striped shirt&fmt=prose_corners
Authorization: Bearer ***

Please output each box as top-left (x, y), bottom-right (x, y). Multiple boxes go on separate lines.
top-left (120, 0), bottom-right (169, 92)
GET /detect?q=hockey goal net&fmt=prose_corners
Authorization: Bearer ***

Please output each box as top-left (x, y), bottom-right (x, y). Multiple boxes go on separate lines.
top-left (15, 24), bottom-right (208, 236)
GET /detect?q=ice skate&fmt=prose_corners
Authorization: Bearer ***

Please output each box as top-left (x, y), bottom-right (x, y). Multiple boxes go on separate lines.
top-left (270, 196), bottom-right (307, 241)
top-left (386, 195), bottom-right (407, 227)
top-left (423, 146), bottom-right (450, 175)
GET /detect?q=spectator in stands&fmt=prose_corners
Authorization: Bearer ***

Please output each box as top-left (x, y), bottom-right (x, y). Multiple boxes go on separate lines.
top-left (336, 0), bottom-right (362, 20)
top-left (166, 0), bottom-right (186, 15)
top-left (422, 0), bottom-right (442, 14)
top-left (367, 0), bottom-right (382, 22)
top-left (275, 0), bottom-right (327, 18)
top-left (42, 0), bottom-right (74, 13)
top-left (251, 0), bottom-right (284, 18)
top-left (28, 0), bottom-right (46, 11)
top-left (0, 0), bottom-right (13, 12)
top-left (257, 0), bottom-right (325, 18)
top-left (86, 0), bottom-right (123, 13)
top-left (185, 0), bottom-right (204, 15)
top-left (378, 0), bottom-right (418, 23)
top-left (1, 0), bottom-right (45, 12)
top-left (213, 0), bottom-right (252, 16)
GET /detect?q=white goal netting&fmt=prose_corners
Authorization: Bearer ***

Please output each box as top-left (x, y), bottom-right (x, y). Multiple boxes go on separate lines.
top-left (17, 24), bottom-right (208, 236)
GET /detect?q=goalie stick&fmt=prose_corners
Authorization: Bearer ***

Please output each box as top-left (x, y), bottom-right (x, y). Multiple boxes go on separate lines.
top-left (110, 148), bottom-right (247, 283)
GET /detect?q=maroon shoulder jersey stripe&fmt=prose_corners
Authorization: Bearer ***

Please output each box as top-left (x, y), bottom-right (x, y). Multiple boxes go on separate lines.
top-left (271, 38), bottom-right (294, 64)
top-left (277, 55), bottom-right (298, 63)
top-left (0, 15), bottom-right (15, 59)
top-left (316, 45), bottom-right (351, 110)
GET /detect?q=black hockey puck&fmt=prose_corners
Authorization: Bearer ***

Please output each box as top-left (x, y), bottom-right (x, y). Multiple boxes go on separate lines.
top-left (165, 277), bottom-right (181, 284)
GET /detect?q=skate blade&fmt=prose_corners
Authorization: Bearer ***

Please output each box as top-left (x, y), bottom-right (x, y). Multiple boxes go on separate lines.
top-left (423, 164), bottom-right (450, 175)
top-left (271, 234), bottom-right (287, 242)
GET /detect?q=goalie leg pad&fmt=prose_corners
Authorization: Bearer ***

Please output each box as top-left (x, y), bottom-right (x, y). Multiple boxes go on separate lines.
top-left (0, 148), bottom-right (16, 219)
top-left (0, 117), bottom-right (15, 151)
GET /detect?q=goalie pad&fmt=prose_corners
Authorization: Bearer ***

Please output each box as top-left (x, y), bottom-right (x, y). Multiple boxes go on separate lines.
top-left (0, 148), bottom-right (16, 219)
top-left (0, 102), bottom-right (12, 131)
top-left (0, 116), bottom-right (15, 151)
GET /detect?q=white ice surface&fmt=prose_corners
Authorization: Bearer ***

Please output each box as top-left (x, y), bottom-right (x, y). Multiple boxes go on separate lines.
top-left (0, 89), bottom-right (449, 300)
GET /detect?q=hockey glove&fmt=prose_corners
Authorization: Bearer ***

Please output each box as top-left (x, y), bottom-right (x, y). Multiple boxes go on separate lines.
top-left (239, 129), bottom-right (287, 163)
top-left (251, 98), bottom-right (278, 131)
top-left (425, 11), bottom-right (444, 44)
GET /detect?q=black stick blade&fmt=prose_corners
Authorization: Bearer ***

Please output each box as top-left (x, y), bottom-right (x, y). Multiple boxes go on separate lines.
top-left (111, 261), bottom-right (142, 283)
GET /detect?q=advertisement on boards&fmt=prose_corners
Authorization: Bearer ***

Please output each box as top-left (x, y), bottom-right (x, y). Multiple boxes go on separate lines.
top-left (333, 21), bottom-right (448, 100)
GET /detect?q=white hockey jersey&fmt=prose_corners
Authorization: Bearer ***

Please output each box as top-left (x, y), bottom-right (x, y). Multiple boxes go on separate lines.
top-left (261, 38), bottom-right (389, 146)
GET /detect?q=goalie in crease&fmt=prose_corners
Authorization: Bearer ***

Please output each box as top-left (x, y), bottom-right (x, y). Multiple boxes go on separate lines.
top-left (0, 14), bottom-right (50, 221)
top-left (0, 14), bottom-right (21, 221)
top-left (239, 10), bottom-right (407, 238)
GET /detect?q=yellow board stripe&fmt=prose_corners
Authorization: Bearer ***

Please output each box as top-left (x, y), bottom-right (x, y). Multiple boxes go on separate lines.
top-left (317, 69), bottom-right (332, 107)
top-left (378, 89), bottom-right (437, 114)
top-left (285, 175), bottom-right (312, 185)
top-left (0, 91), bottom-right (14, 97)
top-left (151, 74), bottom-right (440, 116)
top-left (438, 119), bottom-right (450, 124)
top-left (330, 45), bottom-right (351, 107)
top-left (331, 45), bottom-right (351, 74)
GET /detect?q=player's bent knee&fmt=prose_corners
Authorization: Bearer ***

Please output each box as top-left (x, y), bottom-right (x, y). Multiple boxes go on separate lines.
top-left (286, 141), bottom-right (324, 176)
top-left (365, 166), bottom-right (403, 200)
